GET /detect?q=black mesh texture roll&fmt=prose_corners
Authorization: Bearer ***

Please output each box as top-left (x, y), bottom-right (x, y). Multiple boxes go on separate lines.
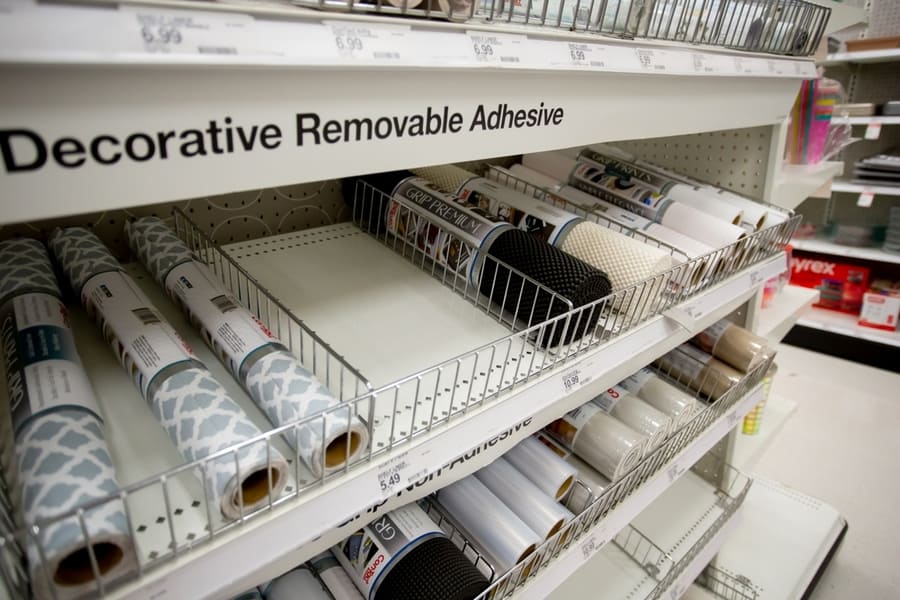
top-left (343, 170), bottom-right (416, 233)
top-left (373, 535), bottom-right (489, 600)
top-left (482, 229), bottom-right (612, 348)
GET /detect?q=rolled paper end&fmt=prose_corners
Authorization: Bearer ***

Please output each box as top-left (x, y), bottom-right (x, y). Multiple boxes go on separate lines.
top-left (53, 542), bottom-right (125, 586)
top-left (545, 519), bottom-right (566, 541)
top-left (555, 475), bottom-right (575, 501)
top-left (324, 430), bottom-right (365, 470)
top-left (518, 544), bottom-right (537, 569)
top-left (236, 466), bottom-right (283, 508)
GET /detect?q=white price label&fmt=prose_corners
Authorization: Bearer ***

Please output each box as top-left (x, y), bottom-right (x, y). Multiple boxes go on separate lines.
top-left (566, 43), bottom-right (606, 69)
top-left (126, 8), bottom-right (251, 55)
top-left (727, 408), bottom-right (741, 428)
top-left (580, 532), bottom-right (603, 561)
top-left (864, 121), bottom-right (882, 140)
top-left (767, 59), bottom-right (785, 75)
top-left (857, 189), bottom-right (875, 207)
top-left (635, 49), bottom-right (665, 72)
top-left (375, 450), bottom-right (428, 497)
top-left (561, 368), bottom-right (582, 394)
top-left (748, 269), bottom-right (764, 287)
top-left (733, 57), bottom-right (752, 74)
top-left (692, 53), bottom-right (713, 73)
top-left (467, 32), bottom-right (526, 65)
top-left (328, 23), bottom-right (409, 63)
top-left (667, 462), bottom-right (686, 483)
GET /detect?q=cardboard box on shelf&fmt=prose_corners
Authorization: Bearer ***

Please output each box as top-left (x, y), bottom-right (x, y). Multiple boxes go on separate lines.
top-left (789, 255), bottom-right (870, 315)
top-left (859, 293), bottom-right (900, 332)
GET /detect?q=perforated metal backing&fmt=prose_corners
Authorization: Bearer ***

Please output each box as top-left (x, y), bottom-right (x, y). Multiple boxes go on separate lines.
top-left (613, 126), bottom-right (774, 201)
top-left (866, 0), bottom-right (900, 39)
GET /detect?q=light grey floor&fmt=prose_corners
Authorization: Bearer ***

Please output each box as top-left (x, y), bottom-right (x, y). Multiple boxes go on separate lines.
top-left (753, 344), bottom-right (900, 600)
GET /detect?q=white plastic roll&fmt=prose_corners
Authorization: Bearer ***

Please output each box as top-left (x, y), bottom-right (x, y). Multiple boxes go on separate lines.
top-left (508, 163), bottom-right (563, 191)
top-left (475, 457), bottom-right (574, 541)
top-left (547, 403), bottom-right (646, 481)
top-left (661, 187), bottom-right (744, 227)
top-left (592, 386), bottom-right (672, 452)
top-left (620, 368), bottom-right (701, 430)
top-left (436, 475), bottom-right (541, 573)
top-left (656, 201), bottom-right (747, 249)
top-left (262, 566), bottom-right (331, 600)
top-left (528, 434), bottom-right (611, 504)
top-left (309, 551), bottom-right (365, 600)
top-left (642, 223), bottom-right (713, 258)
top-left (522, 151), bottom-right (579, 182)
top-left (126, 218), bottom-right (370, 478)
top-left (503, 436), bottom-right (577, 501)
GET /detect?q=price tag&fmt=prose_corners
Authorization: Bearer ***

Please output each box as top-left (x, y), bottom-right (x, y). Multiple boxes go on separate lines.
top-left (559, 358), bottom-right (596, 395)
top-left (565, 42), bottom-right (607, 69)
top-left (857, 189), bottom-right (875, 207)
top-left (579, 531), bottom-right (603, 561)
top-left (327, 22), bottom-right (410, 63)
top-left (375, 450), bottom-right (428, 497)
top-left (124, 7), bottom-right (253, 55)
top-left (864, 121), bottom-right (882, 140)
top-left (635, 49), bottom-right (666, 72)
top-left (748, 269), bottom-right (764, 287)
top-left (732, 57), bottom-right (752, 74)
top-left (467, 31), bottom-right (527, 66)
top-left (727, 409), bottom-right (741, 428)
top-left (691, 53), bottom-right (713, 73)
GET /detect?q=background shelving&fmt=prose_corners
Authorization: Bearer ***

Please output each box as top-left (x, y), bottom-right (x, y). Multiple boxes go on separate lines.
top-left (796, 307), bottom-right (900, 347)
top-left (791, 237), bottom-right (900, 264)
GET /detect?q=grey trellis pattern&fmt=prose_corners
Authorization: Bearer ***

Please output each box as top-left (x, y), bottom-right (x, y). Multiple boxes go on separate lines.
top-left (245, 351), bottom-right (369, 477)
top-left (47, 227), bottom-right (289, 519)
top-left (0, 239), bottom-right (136, 599)
top-left (0, 239), bottom-right (60, 307)
top-left (47, 228), bottom-right (122, 295)
top-left (151, 367), bottom-right (288, 518)
top-left (125, 217), bottom-right (369, 477)
top-left (17, 410), bottom-right (137, 600)
top-left (123, 219), bottom-right (192, 287)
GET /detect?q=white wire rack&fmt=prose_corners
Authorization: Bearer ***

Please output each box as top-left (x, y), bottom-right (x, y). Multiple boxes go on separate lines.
top-left (290, 0), bottom-right (829, 56)
top-left (0, 171), bottom-right (791, 598)
top-left (471, 356), bottom-right (767, 599)
top-left (696, 565), bottom-right (759, 600)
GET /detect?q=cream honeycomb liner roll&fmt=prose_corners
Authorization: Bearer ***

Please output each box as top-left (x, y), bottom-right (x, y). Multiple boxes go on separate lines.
top-left (592, 386), bottom-right (673, 453)
top-left (49, 227), bottom-right (288, 520)
top-left (0, 238), bottom-right (137, 600)
top-left (620, 367), bottom-right (701, 431)
top-left (125, 217), bottom-right (369, 478)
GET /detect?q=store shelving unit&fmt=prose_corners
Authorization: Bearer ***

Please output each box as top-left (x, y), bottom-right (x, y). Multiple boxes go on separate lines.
top-left (0, 0), bottom-right (850, 598)
top-left (730, 394), bottom-right (798, 472)
top-left (831, 180), bottom-right (900, 196)
top-left (845, 116), bottom-right (900, 125)
top-left (797, 306), bottom-right (900, 347)
top-left (821, 47), bottom-right (900, 66)
top-left (750, 284), bottom-right (820, 342)
top-left (791, 238), bottom-right (900, 265)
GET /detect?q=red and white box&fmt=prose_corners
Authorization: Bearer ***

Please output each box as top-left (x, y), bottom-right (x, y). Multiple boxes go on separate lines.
top-left (789, 254), bottom-right (870, 314)
top-left (858, 293), bottom-right (900, 331)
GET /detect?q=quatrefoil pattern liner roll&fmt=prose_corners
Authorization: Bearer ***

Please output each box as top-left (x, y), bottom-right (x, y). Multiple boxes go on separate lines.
top-left (0, 238), bottom-right (137, 600)
top-left (125, 217), bottom-right (370, 477)
top-left (49, 227), bottom-right (288, 520)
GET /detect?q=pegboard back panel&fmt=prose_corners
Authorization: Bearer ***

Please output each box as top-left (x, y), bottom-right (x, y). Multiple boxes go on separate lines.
top-left (0, 180), bottom-right (347, 258)
top-left (866, 0), bottom-right (900, 40)
top-left (613, 126), bottom-right (774, 200)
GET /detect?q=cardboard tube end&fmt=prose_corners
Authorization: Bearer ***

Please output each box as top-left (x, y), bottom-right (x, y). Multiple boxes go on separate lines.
top-left (556, 476), bottom-right (574, 501)
top-left (324, 431), bottom-right (363, 469)
top-left (239, 468), bottom-right (280, 507)
top-left (54, 542), bottom-right (124, 586)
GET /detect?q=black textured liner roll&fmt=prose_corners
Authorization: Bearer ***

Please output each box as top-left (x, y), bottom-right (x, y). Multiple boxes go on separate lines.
top-left (344, 171), bottom-right (612, 347)
top-left (374, 535), bottom-right (489, 600)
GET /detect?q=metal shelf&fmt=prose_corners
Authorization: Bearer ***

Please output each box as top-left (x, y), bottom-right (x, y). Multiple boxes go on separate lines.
top-left (846, 116), bottom-right (900, 125)
top-left (791, 238), bottom-right (900, 265)
top-left (752, 285), bottom-right (820, 342)
top-left (831, 181), bottom-right (900, 196)
top-left (769, 161), bottom-right (845, 210)
top-left (730, 394), bottom-right (798, 472)
top-left (51, 229), bottom-right (783, 600)
top-left (543, 459), bottom-right (753, 600)
top-left (822, 48), bottom-right (900, 65)
top-left (714, 477), bottom-right (847, 600)
top-left (0, 0), bottom-right (816, 226)
top-left (797, 306), bottom-right (900, 348)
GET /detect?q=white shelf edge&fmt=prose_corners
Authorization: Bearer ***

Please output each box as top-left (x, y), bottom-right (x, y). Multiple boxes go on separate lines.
top-left (846, 116), bottom-right (900, 125)
top-left (770, 161), bottom-right (844, 210)
top-left (730, 394), bottom-right (798, 472)
top-left (822, 47), bottom-right (900, 65)
top-left (103, 254), bottom-right (785, 600)
top-left (752, 285), bottom-right (820, 342)
top-left (791, 239), bottom-right (900, 265)
top-left (509, 385), bottom-right (765, 600)
top-left (831, 180), bottom-right (900, 196)
top-left (796, 307), bottom-right (900, 348)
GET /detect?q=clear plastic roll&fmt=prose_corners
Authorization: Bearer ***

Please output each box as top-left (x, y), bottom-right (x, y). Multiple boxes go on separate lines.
top-left (508, 163), bottom-right (564, 191)
top-left (475, 457), bottom-right (574, 541)
top-left (49, 227), bottom-right (289, 520)
top-left (655, 345), bottom-right (743, 401)
top-left (547, 403), bottom-right (646, 481)
top-left (503, 436), bottom-right (577, 501)
top-left (261, 566), bottom-right (331, 600)
top-left (126, 217), bottom-right (370, 477)
top-left (592, 387), bottom-right (672, 452)
top-left (620, 368), bottom-right (701, 430)
top-left (693, 320), bottom-right (773, 373)
top-left (655, 201), bottom-right (747, 249)
top-left (0, 238), bottom-right (138, 600)
top-left (522, 150), bottom-right (579, 182)
top-left (534, 434), bottom-right (613, 512)
top-left (309, 551), bottom-right (365, 600)
top-left (436, 475), bottom-right (541, 574)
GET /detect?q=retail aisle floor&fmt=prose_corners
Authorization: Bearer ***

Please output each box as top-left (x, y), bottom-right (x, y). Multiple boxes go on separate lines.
top-left (752, 343), bottom-right (900, 600)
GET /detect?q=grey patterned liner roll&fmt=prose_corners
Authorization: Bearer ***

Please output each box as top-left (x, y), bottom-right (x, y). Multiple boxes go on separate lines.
top-left (125, 217), bottom-right (369, 477)
top-left (49, 227), bottom-right (288, 520)
top-left (0, 238), bottom-right (137, 599)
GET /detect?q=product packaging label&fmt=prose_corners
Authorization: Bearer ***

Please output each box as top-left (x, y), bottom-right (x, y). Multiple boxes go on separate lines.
top-left (82, 271), bottom-right (194, 400)
top-left (578, 148), bottom-right (676, 195)
top-left (592, 385), bottom-right (628, 413)
top-left (2, 293), bottom-right (100, 434)
top-left (387, 177), bottom-right (511, 285)
top-left (548, 403), bottom-right (603, 447)
top-left (568, 162), bottom-right (668, 221)
top-left (334, 504), bottom-right (444, 600)
top-left (456, 177), bottom-right (582, 245)
top-left (164, 261), bottom-right (280, 379)
top-left (550, 184), bottom-right (652, 230)
top-left (620, 368), bottom-right (655, 395)
top-left (693, 320), bottom-right (733, 354)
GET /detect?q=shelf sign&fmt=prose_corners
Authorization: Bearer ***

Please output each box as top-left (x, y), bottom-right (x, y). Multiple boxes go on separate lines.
top-left (857, 189), bottom-right (874, 207)
top-left (864, 121), bottom-right (882, 140)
